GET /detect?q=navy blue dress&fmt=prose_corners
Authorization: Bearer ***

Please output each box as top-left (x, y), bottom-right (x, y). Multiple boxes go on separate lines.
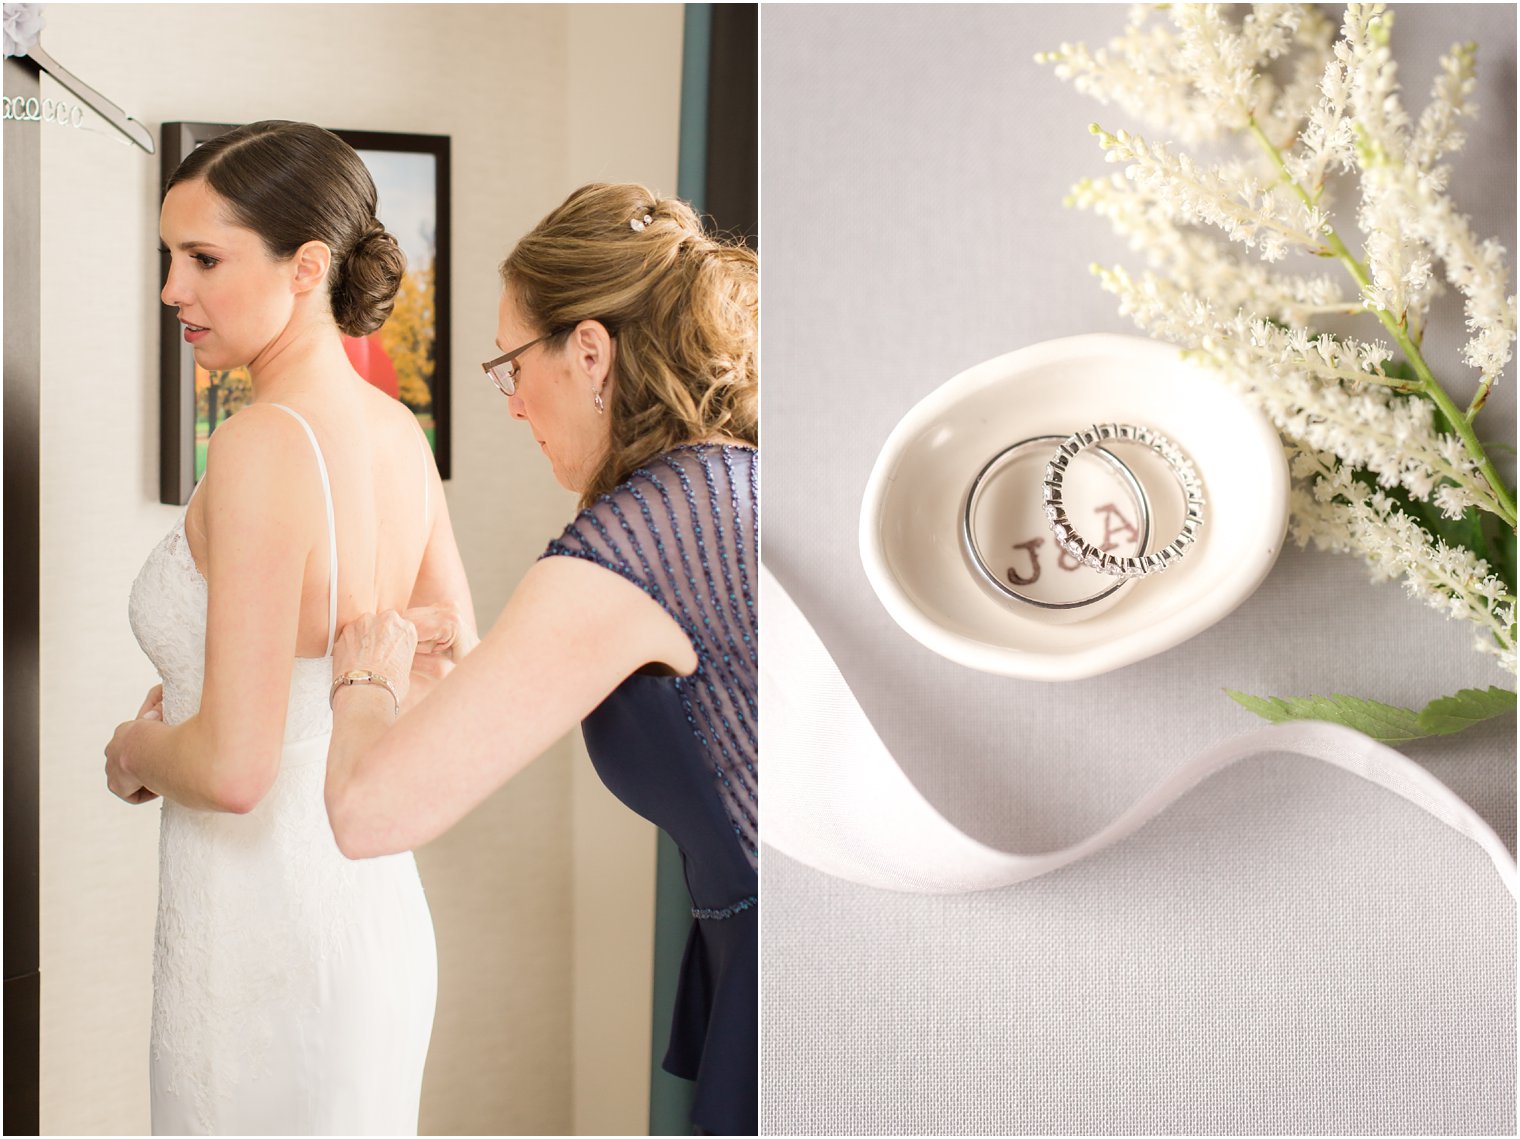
top-left (543, 444), bottom-right (758, 1136)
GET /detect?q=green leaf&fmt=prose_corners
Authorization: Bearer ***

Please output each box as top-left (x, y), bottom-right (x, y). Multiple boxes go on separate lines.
top-left (1226, 686), bottom-right (1517, 743)
top-left (1417, 686), bottom-right (1517, 736)
top-left (1382, 356), bottom-right (1422, 388)
top-left (1224, 690), bottom-right (1423, 741)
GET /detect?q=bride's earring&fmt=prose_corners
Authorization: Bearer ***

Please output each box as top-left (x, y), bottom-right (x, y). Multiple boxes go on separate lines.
top-left (593, 388), bottom-right (605, 414)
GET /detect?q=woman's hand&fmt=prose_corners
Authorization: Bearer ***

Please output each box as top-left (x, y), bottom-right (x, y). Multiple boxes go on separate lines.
top-left (105, 693), bottom-right (163, 805)
top-left (334, 611), bottom-right (417, 708)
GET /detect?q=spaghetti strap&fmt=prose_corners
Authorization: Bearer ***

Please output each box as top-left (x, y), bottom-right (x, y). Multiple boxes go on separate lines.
top-left (414, 427), bottom-right (431, 531)
top-left (270, 403), bottom-right (339, 657)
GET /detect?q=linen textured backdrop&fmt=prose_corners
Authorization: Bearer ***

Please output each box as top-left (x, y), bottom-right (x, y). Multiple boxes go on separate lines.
top-left (760, 5), bottom-right (1516, 1134)
top-left (35, 4), bottom-right (684, 1133)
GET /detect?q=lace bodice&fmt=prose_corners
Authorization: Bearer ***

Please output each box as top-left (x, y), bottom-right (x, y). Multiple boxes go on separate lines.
top-left (128, 514), bottom-right (335, 742)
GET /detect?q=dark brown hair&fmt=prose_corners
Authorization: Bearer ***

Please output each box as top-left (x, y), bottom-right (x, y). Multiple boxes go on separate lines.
top-left (166, 120), bottom-right (405, 337)
top-left (500, 182), bottom-right (758, 506)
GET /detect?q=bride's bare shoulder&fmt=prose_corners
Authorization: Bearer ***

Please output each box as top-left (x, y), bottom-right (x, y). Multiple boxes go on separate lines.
top-left (202, 403), bottom-right (319, 490)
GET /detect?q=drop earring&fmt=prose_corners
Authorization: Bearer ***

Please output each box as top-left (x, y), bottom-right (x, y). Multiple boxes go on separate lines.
top-left (593, 388), bottom-right (605, 414)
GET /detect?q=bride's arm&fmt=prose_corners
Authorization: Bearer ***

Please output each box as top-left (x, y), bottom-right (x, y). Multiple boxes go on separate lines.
top-left (325, 554), bottom-right (694, 858)
top-left (399, 434), bottom-right (479, 709)
top-left (105, 409), bottom-right (312, 812)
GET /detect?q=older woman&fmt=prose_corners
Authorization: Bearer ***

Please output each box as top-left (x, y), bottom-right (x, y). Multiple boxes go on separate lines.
top-left (324, 183), bottom-right (758, 1135)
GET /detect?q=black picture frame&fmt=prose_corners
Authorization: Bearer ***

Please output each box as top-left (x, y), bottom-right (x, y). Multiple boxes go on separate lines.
top-left (158, 122), bottom-right (451, 504)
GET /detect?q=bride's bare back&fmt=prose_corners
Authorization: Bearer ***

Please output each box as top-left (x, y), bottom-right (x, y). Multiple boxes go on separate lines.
top-left (185, 372), bottom-right (467, 661)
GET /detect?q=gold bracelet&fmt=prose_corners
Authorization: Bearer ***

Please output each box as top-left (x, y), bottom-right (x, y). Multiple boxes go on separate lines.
top-left (329, 669), bottom-right (400, 717)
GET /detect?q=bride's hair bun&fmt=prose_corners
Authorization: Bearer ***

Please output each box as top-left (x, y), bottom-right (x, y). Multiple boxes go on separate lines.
top-left (165, 120), bottom-right (408, 338)
top-left (332, 221), bottom-right (406, 337)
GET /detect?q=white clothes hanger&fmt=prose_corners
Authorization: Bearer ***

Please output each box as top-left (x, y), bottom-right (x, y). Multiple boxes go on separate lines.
top-left (24, 40), bottom-right (154, 153)
top-left (5, 4), bottom-right (154, 155)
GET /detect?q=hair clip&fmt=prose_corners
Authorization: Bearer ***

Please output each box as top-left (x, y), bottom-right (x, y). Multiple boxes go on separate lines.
top-left (629, 213), bottom-right (653, 232)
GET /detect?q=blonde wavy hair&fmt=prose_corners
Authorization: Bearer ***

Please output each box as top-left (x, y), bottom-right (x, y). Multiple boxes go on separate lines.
top-left (499, 182), bottom-right (759, 506)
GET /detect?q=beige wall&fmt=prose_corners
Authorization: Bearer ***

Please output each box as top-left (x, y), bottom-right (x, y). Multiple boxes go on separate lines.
top-left (34, 4), bottom-right (677, 1134)
top-left (562, 7), bottom-right (680, 1132)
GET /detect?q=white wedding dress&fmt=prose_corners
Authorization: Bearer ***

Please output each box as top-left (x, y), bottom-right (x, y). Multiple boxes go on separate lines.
top-left (129, 403), bottom-right (437, 1135)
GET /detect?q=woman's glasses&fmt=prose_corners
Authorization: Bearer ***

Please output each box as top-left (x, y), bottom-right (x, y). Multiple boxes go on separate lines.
top-left (481, 335), bottom-right (551, 398)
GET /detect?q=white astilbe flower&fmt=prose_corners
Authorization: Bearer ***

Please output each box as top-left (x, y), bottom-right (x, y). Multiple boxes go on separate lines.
top-left (1329, 6), bottom-right (1441, 325)
top-left (1260, 6), bottom-right (1339, 151)
top-left (1355, 143), bottom-right (1518, 385)
top-left (1358, 166), bottom-right (1436, 322)
top-left (1052, 4), bottom-right (1517, 675)
top-left (1286, 32), bottom-right (1357, 192)
top-left (1410, 41), bottom-right (1477, 173)
top-left (1319, 10), bottom-right (1513, 387)
top-left (1037, 5), bottom-right (1322, 145)
top-left (1238, 4), bottom-right (1303, 66)
top-left (1289, 448), bottom-right (1515, 673)
top-left (1096, 266), bottom-right (1483, 505)
top-left (1405, 177), bottom-right (1517, 385)
top-left (1037, 20), bottom-right (1227, 145)
top-left (1093, 127), bottom-right (1325, 261)
top-left (1171, 4), bottom-right (1280, 127)
top-left (1340, 4), bottom-right (1409, 166)
top-left (1070, 172), bottom-right (1352, 322)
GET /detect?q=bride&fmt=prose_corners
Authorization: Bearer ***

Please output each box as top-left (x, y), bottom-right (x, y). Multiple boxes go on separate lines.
top-left (103, 120), bottom-right (468, 1135)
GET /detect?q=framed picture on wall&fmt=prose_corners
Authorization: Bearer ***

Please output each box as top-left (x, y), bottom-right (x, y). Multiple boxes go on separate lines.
top-left (158, 121), bottom-right (451, 504)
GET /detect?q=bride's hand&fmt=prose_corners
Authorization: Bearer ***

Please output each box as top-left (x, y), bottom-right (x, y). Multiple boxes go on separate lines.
top-left (334, 611), bottom-right (417, 708)
top-left (105, 718), bottom-right (160, 805)
top-left (136, 682), bottom-right (165, 722)
top-left (405, 603), bottom-right (467, 659)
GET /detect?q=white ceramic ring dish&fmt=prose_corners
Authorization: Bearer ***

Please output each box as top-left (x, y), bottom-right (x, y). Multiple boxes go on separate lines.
top-left (859, 334), bottom-right (1289, 680)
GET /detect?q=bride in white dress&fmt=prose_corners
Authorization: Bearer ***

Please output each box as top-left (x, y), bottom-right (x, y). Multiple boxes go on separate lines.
top-left (103, 121), bottom-right (472, 1135)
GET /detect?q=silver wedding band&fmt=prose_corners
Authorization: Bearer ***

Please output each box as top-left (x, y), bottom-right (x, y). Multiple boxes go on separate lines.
top-left (1042, 423), bottom-right (1204, 577)
top-left (962, 434), bottom-right (1154, 611)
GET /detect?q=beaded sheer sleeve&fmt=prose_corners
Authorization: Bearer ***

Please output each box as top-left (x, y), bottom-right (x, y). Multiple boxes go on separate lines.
top-left (542, 444), bottom-right (759, 867)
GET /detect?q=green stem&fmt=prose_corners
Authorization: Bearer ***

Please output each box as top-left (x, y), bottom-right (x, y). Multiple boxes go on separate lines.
top-left (1294, 303), bottom-right (1371, 316)
top-left (1468, 376), bottom-right (1495, 421)
top-left (1378, 315), bottom-right (1514, 512)
top-left (1247, 120), bottom-right (1518, 530)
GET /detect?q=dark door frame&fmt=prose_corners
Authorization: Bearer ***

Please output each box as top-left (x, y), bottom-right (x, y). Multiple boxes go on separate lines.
top-left (4, 52), bottom-right (43, 1137)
